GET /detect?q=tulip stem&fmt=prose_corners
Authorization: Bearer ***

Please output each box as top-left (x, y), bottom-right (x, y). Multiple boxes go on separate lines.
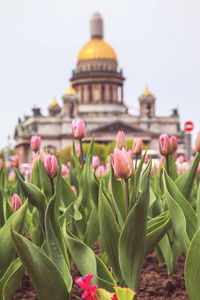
top-left (50, 178), bottom-right (55, 196)
top-left (125, 178), bottom-right (129, 218)
top-left (135, 157), bottom-right (138, 170)
top-left (79, 139), bottom-right (84, 168)
top-left (166, 156), bottom-right (169, 175)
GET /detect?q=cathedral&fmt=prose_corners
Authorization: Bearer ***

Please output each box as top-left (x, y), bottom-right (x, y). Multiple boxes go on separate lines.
top-left (14, 13), bottom-right (184, 163)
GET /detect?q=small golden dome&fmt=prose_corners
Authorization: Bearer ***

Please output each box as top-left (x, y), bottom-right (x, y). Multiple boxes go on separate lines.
top-left (78, 38), bottom-right (117, 61)
top-left (142, 86), bottom-right (152, 96)
top-left (50, 98), bottom-right (59, 106)
top-left (65, 84), bottom-right (76, 95)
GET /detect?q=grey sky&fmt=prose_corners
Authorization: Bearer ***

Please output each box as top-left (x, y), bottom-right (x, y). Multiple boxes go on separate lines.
top-left (0, 0), bottom-right (200, 150)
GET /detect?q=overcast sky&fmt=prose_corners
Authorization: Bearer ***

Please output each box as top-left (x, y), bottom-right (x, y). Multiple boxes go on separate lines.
top-left (0, 0), bottom-right (200, 150)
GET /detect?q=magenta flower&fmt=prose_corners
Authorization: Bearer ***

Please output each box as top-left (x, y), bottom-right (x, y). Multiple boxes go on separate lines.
top-left (170, 136), bottom-right (178, 151)
top-left (30, 135), bottom-right (41, 152)
top-left (132, 137), bottom-right (143, 156)
top-left (75, 274), bottom-right (98, 300)
top-left (72, 119), bottom-right (86, 140)
top-left (12, 155), bottom-right (20, 168)
top-left (159, 134), bottom-right (172, 156)
top-left (44, 154), bottom-right (58, 179)
top-left (116, 131), bottom-right (127, 150)
top-left (11, 194), bottom-right (22, 212)
top-left (111, 147), bottom-right (134, 180)
top-left (111, 293), bottom-right (118, 300)
top-left (195, 130), bottom-right (200, 153)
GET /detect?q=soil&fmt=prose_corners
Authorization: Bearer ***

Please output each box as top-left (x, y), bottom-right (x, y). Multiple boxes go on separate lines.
top-left (13, 244), bottom-right (189, 300)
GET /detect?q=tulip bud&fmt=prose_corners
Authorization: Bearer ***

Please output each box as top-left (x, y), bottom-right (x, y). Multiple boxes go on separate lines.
top-left (170, 136), bottom-right (178, 151)
top-left (116, 131), bottom-right (127, 150)
top-left (71, 186), bottom-right (77, 196)
top-left (143, 154), bottom-right (149, 164)
top-left (71, 119), bottom-right (86, 140)
top-left (179, 155), bottom-right (185, 164)
top-left (9, 171), bottom-right (15, 182)
top-left (6, 161), bottom-right (12, 169)
top-left (92, 156), bottom-right (100, 169)
top-left (132, 138), bottom-right (143, 156)
top-left (62, 164), bottom-right (69, 178)
top-left (195, 131), bottom-right (200, 153)
top-left (39, 152), bottom-right (46, 164)
top-left (71, 144), bottom-right (81, 158)
top-left (0, 159), bottom-right (3, 170)
top-left (30, 135), bottom-right (41, 152)
top-left (11, 194), bottom-right (22, 212)
top-left (159, 134), bottom-right (172, 156)
top-left (128, 150), bottom-right (134, 159)
top-left (12, 155), bottom-right (20, 168)
top-left (111, 147), bottom-right (134, 180)
top-left (97, 165), bottom-right (106, 178)
top-left (44, 154), bottom-right (58, 179)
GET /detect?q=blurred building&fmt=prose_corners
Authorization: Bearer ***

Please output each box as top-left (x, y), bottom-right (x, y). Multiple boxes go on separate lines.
top-left (14, 13), bottom-right (184, 163)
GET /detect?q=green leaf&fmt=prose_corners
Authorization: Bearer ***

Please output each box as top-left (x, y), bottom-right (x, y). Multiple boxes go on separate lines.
top-left (38, 159), bottom-right (53, 202)
top-left (114, 286), bottom-right (136, 300)
top-left (145, 213), bottom-right (171, 257)
top-left (29, 207), bottom-right (44, 246)
top-left (45, 195), bottom-right (71, 291)
top-left (185, 227), bottom-right (200, 300)
top-left (59, 199), bottom-right (82, 229)
top-left (158, 234), bottom-right (173, 277)
top-left (0, 200), bottom-right (28, 279)
top-left (0, 189), bottom-right (5, 228)
top-left (69, 168), bottom-right (79, 194)
top-left (2, 259), bottom-right (24, 300)
top-left (119, 159), bottom-right (151, 292)
top-left (87, 158), bottom-right (100, 209)
top-left (72, 140), bottom-right (82, 179)
top-left (196, 184), bottom-right (200, 228)
top-left (99, 186), bottom-right (122, 283)
top-left (164, 170), bottom-right (198, 241)
top-left (31, 161), bottom-right (41, 189)
top-left (61, 178), bottom-right (77, 208)
top-left (163, 172), bottom-right (190, 254)
top-left (83, 206), bottom-right (100, 249)
top-left (175, 152), bottom-right (200, 199)
top-left (10, 225), bottom-right (69, 300)
top-left (54, 155), bottom-right (62, 214)
top-left (63, 221), bottom-right (116, 292)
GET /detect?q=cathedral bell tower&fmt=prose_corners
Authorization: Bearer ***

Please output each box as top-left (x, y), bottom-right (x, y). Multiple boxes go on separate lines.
top-left (139, 86), bottom-right (155, 117)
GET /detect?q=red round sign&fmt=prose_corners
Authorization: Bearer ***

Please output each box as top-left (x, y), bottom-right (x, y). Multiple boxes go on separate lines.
top-left (184, 121), bottom-right (194, 132)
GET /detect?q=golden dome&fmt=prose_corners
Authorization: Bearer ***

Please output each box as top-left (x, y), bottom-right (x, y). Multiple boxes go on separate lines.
top-left (78, 38), bottom-right (117, 61)
top-left (50, 98), bottom-right (59, 106)
top-left (65, 84), bottom-right (76, 95)
top-left (142, 86), bottom-right (152, 96)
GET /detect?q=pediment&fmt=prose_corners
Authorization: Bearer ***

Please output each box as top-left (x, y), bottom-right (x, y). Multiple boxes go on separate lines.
top-left (89, 120), bottom-right (151, 135)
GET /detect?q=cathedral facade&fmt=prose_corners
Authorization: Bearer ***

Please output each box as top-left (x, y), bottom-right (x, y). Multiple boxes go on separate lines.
top-left (14, 13), bottom-right (184, 163)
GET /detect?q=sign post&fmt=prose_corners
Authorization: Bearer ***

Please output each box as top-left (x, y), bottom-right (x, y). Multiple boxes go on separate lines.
top-left (184, 121), bottom-right (194, 161)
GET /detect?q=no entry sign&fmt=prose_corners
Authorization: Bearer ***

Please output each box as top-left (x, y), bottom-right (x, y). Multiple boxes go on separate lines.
top-left (184, 121), bottom-right (194, 132)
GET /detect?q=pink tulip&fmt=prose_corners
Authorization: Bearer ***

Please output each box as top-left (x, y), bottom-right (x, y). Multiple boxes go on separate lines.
top-left (195, 131), bottom-right (200, 153)
top-left (132, 138), bottom-right (143, 156)
top-left (71, 144), bottom-right (81, 158)
top-left (111, 147), bottom-right (134, 180)
top-left (179, 155), bottom-right (185, 164)
top-left (9, 171), bottom-right (15, 182)
top-left (11, 194), bottom-right (22, 212)
top-left (159, 134), bottom-right (172, 156)
top-left (44, 154), bottom-right (58, 179)
top-left (67, 161), bottom-right (71, 168)
top-left (30, 135), bottom-right (41, 152)
top-left (116, 131), bottom-right (127, 150)
top-left (0, 159), bottom-right (3, 170)
top-left (170, 136), bottom-right (178, 151)
top-left (92, 156), bottom-right (100, 169)
top-left (19, 165), bottom-right (26, 175)
top-left (12, 155), bottom-right (20, 168)
top-left (71, 186), bottom-right (77, 196)
top-left (128, 150), bottom-right (134, 158)
top-left (62, 164), bottom-right (69, 178)
top-left (6, 161), bottom-right (12, 169)
top-left (197, 162), bottom-right (200, 174)
top-left (71, 119), bottom-right (86, 140)
top-left (143, 154), bottom-right (149, 164)
top-left (75, 274), bottom-right (98, 300)
top-left (97, 165), bottom-right (106, 178)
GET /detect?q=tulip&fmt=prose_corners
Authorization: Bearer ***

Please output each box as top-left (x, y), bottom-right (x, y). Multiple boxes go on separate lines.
top-left (62, 164), bottom-right (69, 178)
top-left (92, 156), bottom-right (100, 169)
top-left (71, 144), bottom-right (81, 158)
top-left (0, 159), bottom-right (3, 170)
top-left (6, 161), bottom-right (12, 169)
top-left (195, 131), bottom-right (200, 153)
top-left (19, 165), bottom-right (26, 175)
top-left (111, 147), bottom-right (134, 180)
top-left (9, 171), bottom-right (15, 182)
top-left (197, 162), bottom-right (200, 174)
top-left (12, 155), bottom-right (20, 168)
top-left (143, 153), bottom-right (149, 164)
top-left (159, 134), bottom-right (172, 156)
top-left (71, 119), bottom-right (86, 140)
top-left (75, 274), bottom-right (98, 300)
top-left (132, 138), bottom-right (143, 156)
top-left (71, 186), bottom-right (77, 196)
top-left (128, 149), bottom-right (134, 159)
top-left (11, 194), bottom-right (22, 212)
top-left (116, 131), bottom-right (127, 150)
top-left (97, 165), bottom-right (106, 178)
top-left (179, 155), bottom-right (185, 164)
top-left (44, 154), bottom-right (58, 179)
top-left (170, 136), bottom-right (178, 151)
top-left (30, 135), bottom-right (41, 152)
